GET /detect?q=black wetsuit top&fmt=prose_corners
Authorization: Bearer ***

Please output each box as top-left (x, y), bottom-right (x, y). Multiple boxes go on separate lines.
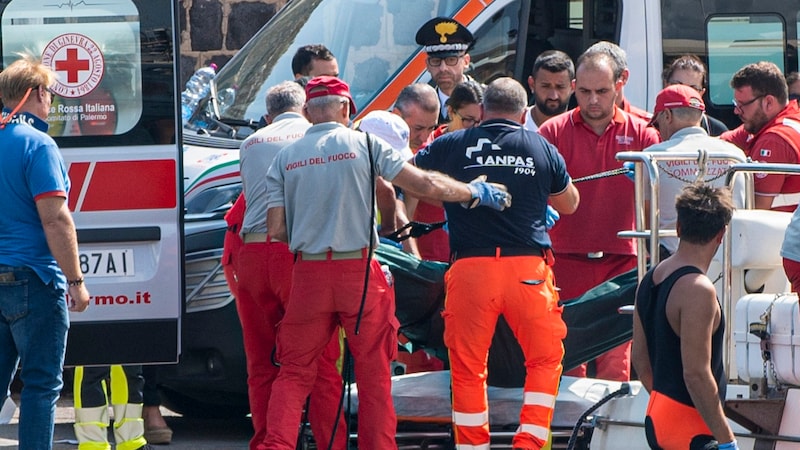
top-left (637, 266), bottom-right (726, 405)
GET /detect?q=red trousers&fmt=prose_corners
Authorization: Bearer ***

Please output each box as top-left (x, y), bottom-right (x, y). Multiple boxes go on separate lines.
top-left (555, 253), bottom-right (636, 381)
top-left (264, 257), bottom-right (399, 450)
top-left (783, 257), bottom-right (800, 294)
top-left (645, 391), bottom-right (715, 449)
top-left (444, 255), bottom-right (566, 449)
top-left (238, 241), bottom-right (345, 450)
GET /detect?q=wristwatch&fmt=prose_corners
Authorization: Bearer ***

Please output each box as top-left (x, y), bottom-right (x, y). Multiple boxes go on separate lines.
top-left (67, 277), bottom-right (85, 286)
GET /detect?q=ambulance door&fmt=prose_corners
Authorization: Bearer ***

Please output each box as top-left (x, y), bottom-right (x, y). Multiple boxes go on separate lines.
top-left (0, 0), bottom-right (182, 365)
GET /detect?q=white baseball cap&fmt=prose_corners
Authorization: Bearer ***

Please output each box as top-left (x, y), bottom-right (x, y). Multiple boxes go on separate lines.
top-left (358, 110), bottom-right (413, 160)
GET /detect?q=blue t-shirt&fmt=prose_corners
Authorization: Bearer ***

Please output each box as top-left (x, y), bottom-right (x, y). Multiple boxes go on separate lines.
top-left (414, 119), bottom-right (570, 252)
top-left (0, 109), bottom-right (70, 286)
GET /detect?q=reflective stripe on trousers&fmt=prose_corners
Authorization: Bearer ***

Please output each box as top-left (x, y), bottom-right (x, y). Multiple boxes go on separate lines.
top-left (444, 255), bottom-right (565, 450)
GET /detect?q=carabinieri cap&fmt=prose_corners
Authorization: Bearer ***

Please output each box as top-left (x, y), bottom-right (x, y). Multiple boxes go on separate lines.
top-left (415, 17), bottom-right (474, 57)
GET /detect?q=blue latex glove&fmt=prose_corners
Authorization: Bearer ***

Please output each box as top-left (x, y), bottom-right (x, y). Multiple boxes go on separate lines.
top-left (545, 205), bottom-right (560, 230)
top-left (464, 175), bottom-right (512, 211)
top-left (717, 441), bottom-right (739, 450)
top-left (623, 161), bottom-right (636, 181)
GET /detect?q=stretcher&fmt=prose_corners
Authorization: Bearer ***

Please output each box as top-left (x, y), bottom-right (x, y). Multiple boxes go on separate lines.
top-left (343, 372), bottom-right (630, 449)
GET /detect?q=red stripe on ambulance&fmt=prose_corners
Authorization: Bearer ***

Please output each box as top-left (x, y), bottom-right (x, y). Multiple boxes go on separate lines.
top-left (68, 162), bottom-right (91, 211)
top-left (73, 160), bottom-right (177, 211)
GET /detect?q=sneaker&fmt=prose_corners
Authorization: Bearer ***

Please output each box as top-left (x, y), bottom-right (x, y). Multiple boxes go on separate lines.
top-left (144, 426), bottom-right (173, 445)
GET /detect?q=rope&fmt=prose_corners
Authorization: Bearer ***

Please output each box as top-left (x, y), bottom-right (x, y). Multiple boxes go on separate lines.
top-left (571, 167), bottom-right (632, 183)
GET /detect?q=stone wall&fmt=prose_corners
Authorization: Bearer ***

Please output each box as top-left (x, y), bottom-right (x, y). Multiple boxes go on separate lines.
top-left (178, 0), bottom-right (288, 84)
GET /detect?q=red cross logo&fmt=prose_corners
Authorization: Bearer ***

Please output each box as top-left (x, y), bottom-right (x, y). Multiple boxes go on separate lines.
top-left (55, 48), bottom-right (90, 83)
top-left (41, 33), bottom-right (105, 99)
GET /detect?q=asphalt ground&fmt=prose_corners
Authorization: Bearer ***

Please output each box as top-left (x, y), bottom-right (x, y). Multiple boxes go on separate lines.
top-left (0, 392), bottom-right (253, 449)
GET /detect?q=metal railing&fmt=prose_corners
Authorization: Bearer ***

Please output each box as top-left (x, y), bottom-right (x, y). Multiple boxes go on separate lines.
top-left (615, 153), bottom-right (800, 378)
top-left (615, 150), bottom-right (750, 280)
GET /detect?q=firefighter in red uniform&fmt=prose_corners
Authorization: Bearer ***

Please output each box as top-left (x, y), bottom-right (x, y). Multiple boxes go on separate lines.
top-left (263, 76), bottom-right (511, 450)
top-left (415, 77), bottom-right (580, 450)
top-left (236, 81), bottom-right (345, 450)
top-left (538, 46), bottom-right (660, 381)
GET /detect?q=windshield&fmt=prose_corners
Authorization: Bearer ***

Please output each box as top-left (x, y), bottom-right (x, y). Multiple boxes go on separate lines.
top-left (189, 0), bottom-right (468, 134)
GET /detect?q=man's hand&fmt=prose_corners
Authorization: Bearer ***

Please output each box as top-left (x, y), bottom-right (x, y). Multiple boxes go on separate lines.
top-left (546, 205), bottom-right (560, 229)
top-left (463, 175), bottom-right (512, 211)
top-left (623, 161), bottom-right (636, 181)
top-left (68, 284), bottom-right (91, 312)
top-left (704, 440), bottom-right (739, 450)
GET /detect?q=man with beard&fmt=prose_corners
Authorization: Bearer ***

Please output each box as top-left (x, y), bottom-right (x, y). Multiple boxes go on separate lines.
top-left (416, 17), bottom-right (476, 124)
top-left (721, 61), bottom-right (800, 211)
top-left (523, 50), bottom-right (575, 131)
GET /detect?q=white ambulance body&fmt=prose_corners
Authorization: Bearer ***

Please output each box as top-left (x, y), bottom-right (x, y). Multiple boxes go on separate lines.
top-left (1, 0), bottom-right (182, 365)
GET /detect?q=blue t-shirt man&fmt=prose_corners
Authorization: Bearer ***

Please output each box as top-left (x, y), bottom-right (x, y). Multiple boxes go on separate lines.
top-left (0, 110), bottom-right (70, 286)
top-left (415, 118), bottom-right (571, 253)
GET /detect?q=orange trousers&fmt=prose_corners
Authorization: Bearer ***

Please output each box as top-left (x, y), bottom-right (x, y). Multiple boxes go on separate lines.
top-left (444, 255), bottom-right (566, 450)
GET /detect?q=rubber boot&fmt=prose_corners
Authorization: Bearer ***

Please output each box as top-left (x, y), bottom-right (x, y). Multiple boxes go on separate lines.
top-left (113, 403), bottom-right (147, 450)
top-left (74, 405), bottom-right (111, 450)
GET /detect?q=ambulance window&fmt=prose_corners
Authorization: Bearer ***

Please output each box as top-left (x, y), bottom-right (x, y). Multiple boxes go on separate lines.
top-left (706, 14), bottom-right (785, 106)
top-left (797, 11), bottom-right (800, 70)
top-left (1, 0), bottom-right (146, 139)
top-left (212, 0), bottom-right (470, 126)
top-left (568, 0), bottom-right (583, 29)
top-left (468, 3), bottom-right (523, 83)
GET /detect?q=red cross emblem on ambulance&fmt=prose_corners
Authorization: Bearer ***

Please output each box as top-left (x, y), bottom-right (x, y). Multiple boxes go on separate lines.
top-left (41, 33), bottom-right (105, 98)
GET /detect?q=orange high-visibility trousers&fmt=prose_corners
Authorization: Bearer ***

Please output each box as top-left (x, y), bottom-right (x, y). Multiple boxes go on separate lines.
top-left (444, 254), bottom-right (566, 450)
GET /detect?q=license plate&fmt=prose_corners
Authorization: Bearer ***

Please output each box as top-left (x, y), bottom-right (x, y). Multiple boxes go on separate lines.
top-left (79, 249), bottom-right (135, 277)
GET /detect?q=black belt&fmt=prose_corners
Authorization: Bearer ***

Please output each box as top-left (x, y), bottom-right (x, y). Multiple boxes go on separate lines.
top-left (452, 247), bottom-right (544, 261)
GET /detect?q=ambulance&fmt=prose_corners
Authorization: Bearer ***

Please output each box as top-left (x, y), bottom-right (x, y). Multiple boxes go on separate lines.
top-left (1, 0), bottom-right (182, 366)
top-left (176, 0), bottom-right (800, 431)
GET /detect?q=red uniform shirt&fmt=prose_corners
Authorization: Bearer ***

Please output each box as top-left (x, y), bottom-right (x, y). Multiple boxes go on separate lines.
top-left (722, 102), bottom-right (800, 211)
top-left (538, 107), bottom-right (661, 255)
top-left (620, 97), bottom-right (653, 122)
top-left (412, 131), bottom-right (450, 262)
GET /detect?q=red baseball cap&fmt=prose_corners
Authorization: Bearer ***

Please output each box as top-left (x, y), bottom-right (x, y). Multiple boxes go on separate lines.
top-left (650, 84), bottom-right (705, 125)
top-left (305, 76), bottom-right (357, 116)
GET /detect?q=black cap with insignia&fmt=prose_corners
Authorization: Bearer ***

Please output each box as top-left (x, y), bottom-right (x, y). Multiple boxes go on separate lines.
top-left (415, 17), bottom-right (474, 57)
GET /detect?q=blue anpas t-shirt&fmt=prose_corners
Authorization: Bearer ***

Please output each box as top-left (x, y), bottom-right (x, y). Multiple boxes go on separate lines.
top-left (414, 118), bottom-right (571, 252)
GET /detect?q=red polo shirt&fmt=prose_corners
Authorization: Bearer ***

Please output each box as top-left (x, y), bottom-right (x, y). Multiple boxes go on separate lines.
top-left (722, 102), bottom-right (800, 211)
top-left (538, 107), bottom-right (661, 255)
top-left (620, 97), bottom-right (653, 122)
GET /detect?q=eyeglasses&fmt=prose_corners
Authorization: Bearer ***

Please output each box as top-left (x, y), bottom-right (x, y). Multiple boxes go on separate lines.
top-left (667, 80), bottom-right (703, 92)
top-left (651, 110), bottom-right (664, 131)
top-left (732, 95), bottom-right (764, 112)
top-left (426, 55), bottom-right (463, 67)
top-left (452, 110), bottom-right (480, 127)
top-left (41, 86), bottom-right (57, 98)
